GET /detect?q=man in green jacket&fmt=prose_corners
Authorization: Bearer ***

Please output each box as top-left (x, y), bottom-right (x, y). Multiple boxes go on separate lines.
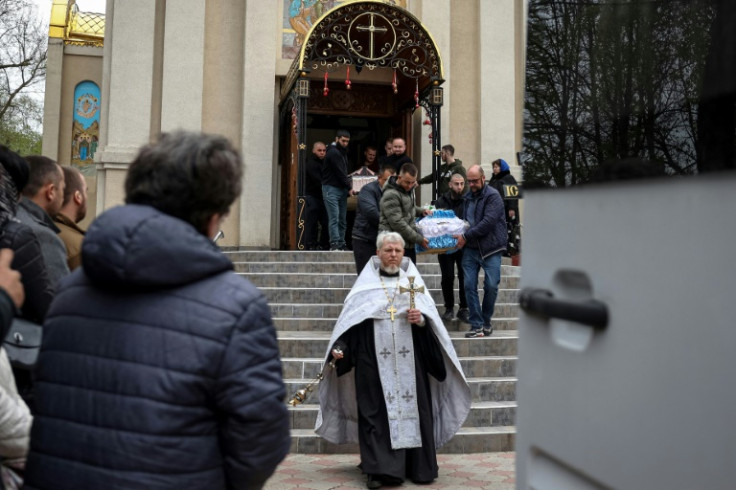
top-left (379, 163), bottom-right (431, 264)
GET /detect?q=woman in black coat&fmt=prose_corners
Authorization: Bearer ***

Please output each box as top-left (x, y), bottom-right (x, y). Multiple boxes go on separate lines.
top-left (0, 146), bottom-right (54, 323)
top-left (490, 158), bottom-right (521, 255)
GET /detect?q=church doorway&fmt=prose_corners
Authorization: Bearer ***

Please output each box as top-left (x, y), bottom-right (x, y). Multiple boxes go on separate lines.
top-left (278, 1), bottom-right (445, 250)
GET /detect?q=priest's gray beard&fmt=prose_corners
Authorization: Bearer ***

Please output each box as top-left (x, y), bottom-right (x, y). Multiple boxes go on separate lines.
top-left (380, 264), bottom-right (400, 275)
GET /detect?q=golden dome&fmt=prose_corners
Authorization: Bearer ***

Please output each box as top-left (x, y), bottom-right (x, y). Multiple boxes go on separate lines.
top-left (49, 0), bottom-right (105, 47)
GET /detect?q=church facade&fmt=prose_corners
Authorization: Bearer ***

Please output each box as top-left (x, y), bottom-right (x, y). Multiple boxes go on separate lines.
top-left (41, 0), bottom-right (526, 248)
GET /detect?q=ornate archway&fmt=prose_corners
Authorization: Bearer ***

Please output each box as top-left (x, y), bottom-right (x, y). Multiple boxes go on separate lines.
top-left (279, 0), bottom-right (445, 250)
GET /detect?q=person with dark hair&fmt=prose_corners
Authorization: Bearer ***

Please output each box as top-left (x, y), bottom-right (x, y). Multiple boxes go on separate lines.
top-left (322, 129), bottom-right (354, 250)
top-left (352, 163), bottom-right (396, 274)
top-left (454, 165), bottom-right (507, 338)
top-left (435, 173), bottom-right (470, 323)
top-left (305, 141), bottom-right (329, 250)
top-left (384, 137), bottom-right (412, 174)
top-left (16, 155), bottom-right (69, 287)
top-left (0, 146), bottom-right (54, 324)
top-left (419, 144), bottom-right (466, 197)
top-left (24, 131), bottom-right (290, 490)
top-left (378, 162), bottom-right (431, 264)
top-left (53, 166), bottom-right (88, 270)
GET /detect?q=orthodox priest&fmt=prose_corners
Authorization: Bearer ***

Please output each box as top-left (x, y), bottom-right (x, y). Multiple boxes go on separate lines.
top-left (315, 231), bottom-right (470, 489)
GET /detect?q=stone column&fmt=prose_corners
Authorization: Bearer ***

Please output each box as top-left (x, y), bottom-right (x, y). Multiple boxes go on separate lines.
top-left (239, 0), bottom-right (279, 247)
top-left (160, 0), bottom-right (206, 132)
top-left (95, 0), bottom-right (160, 213)
top-left (41, 39), bottom-right (64, 161)
top-left (479, 0), bottom-right (518, 171)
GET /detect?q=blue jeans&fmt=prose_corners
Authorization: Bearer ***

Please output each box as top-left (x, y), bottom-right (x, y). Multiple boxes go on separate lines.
top-left (322, 185), bottom-right (348, 248)
top-left (462, 249), bottom-right (502, 329)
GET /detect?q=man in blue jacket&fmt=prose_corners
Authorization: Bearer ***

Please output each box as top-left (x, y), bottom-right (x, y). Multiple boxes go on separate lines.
top-left (24, 131), bottom-right (291, 490)
top-left (454, 164), bottom-right (507, 338)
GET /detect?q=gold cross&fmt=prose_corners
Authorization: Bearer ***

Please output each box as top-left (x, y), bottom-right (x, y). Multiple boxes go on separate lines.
top-left (387, 305), bottom-right (397, 322)
top-left (399, 276), bottom-right (425, 309)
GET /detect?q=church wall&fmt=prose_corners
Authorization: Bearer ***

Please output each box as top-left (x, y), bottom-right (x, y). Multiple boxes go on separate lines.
top-left (83, 0), bottom-right (527, 248)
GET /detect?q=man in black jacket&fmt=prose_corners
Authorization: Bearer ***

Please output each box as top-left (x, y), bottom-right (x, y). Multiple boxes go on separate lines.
top-left (384, 137), bottom-right (412, 174)
top-left (352, 163), bottom-right (396, 274)
top-left (305, 141), bottom-right (329, 250)
top-left (24, 131), bottom-right (290, 490)
top-left (435, 173), bottom-right (469, 323)
top-left (322, 129), bottom-right (354, 250)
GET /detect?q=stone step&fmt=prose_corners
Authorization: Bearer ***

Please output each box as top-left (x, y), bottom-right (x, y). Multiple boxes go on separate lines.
top-left (288, 426), bottom-right (516, 454)
top-left (235, 262), bottom-right (521, 276)
top-left (288, 401), bottom-right (516, 430)
top-left (261, 287), bottom-right (519, 305)
top-left (271, 302), bottom-right (520, 319)
top-left (242, 272), bottom-right (521, 290)
top-left (273, 316), bottom-right (519, 332)
top-left (281, 356), bottom-right (517, 379)
top-left (283, 377), bottom-right (517, 406)
top-left (277, 331), bottom-right (518, 358)
top-left (226, 250), bottom-right (507, 263)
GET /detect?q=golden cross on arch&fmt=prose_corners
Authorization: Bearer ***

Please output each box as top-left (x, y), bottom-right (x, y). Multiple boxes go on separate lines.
top-left (355, 13), bottom-right (388, 59)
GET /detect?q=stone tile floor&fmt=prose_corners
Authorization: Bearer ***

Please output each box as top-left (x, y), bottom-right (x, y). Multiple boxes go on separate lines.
top-left (264, 452), bottom-right (516, 489)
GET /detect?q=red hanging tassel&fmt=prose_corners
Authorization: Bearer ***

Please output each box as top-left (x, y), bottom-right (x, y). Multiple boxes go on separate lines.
top-left (323, 72), bottom-right (330, 96)
top-left (345, 65), bottom-right (351, 90)
top-left (392, 69), bottom-right (398, 94)
top-left (414, 79), bottom-right (419, 108)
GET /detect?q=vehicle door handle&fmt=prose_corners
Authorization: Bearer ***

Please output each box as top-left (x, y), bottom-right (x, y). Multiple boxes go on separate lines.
top-left (519, 288), bottom-right (609, 331)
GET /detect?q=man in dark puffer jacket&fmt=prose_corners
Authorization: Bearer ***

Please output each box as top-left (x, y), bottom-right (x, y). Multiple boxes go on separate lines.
top-left (24, 131), bottom-right (290, 490)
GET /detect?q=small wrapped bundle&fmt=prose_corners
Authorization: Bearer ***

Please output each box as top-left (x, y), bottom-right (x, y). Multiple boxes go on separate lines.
top-left (415, 210), bottom-right (469, 254)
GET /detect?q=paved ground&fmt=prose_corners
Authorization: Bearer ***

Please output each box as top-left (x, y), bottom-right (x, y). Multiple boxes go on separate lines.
top-left (264, 452), bottom-right (516, 489)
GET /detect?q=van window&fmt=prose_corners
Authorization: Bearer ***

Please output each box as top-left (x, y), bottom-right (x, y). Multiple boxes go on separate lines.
top-left (522, 0), bottom-right (736, 187)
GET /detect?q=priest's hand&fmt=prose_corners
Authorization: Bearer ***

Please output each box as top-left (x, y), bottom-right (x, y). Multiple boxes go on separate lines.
top-left (408, 308), bottom-right (425, 326)
top-left (331, 347), bottom-right (344, 360)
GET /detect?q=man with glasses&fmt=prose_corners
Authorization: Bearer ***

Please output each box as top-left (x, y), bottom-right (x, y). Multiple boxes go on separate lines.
top-left (453, 164), bottom-right (507, 338)
top-left (378, 163), bottom-right (431, 264)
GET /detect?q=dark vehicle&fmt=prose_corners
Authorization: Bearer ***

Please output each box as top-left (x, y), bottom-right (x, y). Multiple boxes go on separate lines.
top-left (516, 1), bottom-right (736, 489)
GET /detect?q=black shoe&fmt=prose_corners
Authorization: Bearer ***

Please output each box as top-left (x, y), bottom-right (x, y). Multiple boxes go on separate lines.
top-left (456, 308), bottom-right (470, 323)
top-left (366, 475), bottom-right (382, 489)
top-left (464, 328), bottom-right (484, 338)
top-left (441, 308), bottom-right (454, 322)
top-left (483, 326), bottom-right (493, 336)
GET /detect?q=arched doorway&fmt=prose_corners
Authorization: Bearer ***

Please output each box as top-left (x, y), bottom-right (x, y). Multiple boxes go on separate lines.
top-left (278, 0), bottom-right (445, 250)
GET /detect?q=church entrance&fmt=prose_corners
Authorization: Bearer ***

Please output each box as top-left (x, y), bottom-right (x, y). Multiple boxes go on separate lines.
top-left (278, 1), bottom-right (445, 250)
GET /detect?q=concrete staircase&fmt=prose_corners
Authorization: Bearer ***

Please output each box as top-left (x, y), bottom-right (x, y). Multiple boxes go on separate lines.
top-left (225, 250), bottom-right (520, 454)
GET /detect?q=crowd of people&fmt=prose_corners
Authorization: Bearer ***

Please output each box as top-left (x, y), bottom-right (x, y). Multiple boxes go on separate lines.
top-left (0, 136), bottom-right (291, 489)
top-left (0, 131), bottom-right (519, 489)
top-left (305, 131), bottom-right (521, 338)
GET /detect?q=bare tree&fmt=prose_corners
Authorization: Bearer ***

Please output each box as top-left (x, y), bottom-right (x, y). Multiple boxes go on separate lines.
top-left (0, 0), bottom-right (47, 124)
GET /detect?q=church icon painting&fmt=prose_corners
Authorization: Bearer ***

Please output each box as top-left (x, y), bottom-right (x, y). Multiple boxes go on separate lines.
top-left (71, 80), bottom-right (101, 174)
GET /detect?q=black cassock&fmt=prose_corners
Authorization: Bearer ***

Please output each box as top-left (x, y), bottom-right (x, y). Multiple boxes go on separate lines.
top-left (331, 318), bottom-right (447, 483)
